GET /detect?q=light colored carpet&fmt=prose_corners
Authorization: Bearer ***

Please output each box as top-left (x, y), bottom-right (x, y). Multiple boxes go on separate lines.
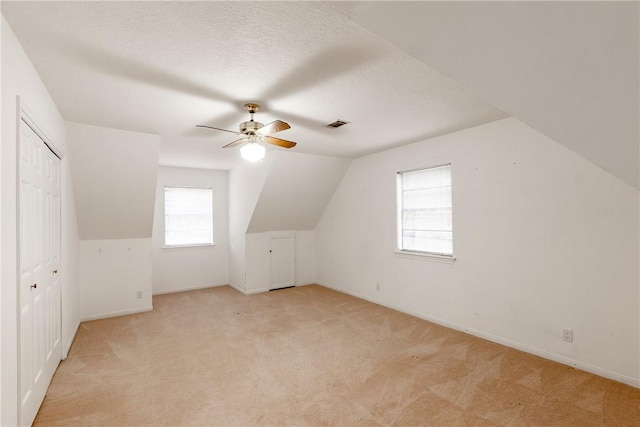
top-left (35, 285), bottom-right (639, 426)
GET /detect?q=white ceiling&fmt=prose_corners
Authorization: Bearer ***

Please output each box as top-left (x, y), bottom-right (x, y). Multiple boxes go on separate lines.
top-left (351, 1), bottom-right (639, 189)
top-left (2, 1), bottom-right (506, 171)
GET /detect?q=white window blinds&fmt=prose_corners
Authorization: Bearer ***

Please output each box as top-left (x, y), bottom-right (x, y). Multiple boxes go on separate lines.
top-left (164, 186), bottom-right (213, 247)
top-left (398, 165), bottom-right (453, 255)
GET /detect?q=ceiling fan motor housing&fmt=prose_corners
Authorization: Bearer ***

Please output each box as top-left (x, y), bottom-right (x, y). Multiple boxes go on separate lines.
top-left (240, 120), bottom-right (264, 134)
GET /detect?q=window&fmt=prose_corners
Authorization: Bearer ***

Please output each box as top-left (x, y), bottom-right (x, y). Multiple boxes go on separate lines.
top-left (397, 164), bottom-right (453, 256)
top-left (164, 186), bottom-right (213, 247)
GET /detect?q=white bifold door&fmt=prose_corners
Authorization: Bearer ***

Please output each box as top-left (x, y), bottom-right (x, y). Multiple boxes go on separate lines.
top-left (19, 118), bottom-right (62, 426)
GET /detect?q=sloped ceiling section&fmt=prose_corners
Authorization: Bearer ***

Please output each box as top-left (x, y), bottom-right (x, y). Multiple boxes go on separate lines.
top-left (66, 121), bottom-right (160, 239)
top-left (228, 158), bottom-right (271, 239)
top-left (1, 1), bottom-right (507, 171)
top-left (247, 152), bottom-right (351, 233)
top-left (351, 2), bottom-right (639, 189)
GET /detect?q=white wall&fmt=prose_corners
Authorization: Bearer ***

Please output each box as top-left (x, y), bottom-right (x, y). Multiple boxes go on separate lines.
top-left (228, 160), bottom-right (270, 291)
top-left (1, 16), bottom-right (80, 425)
top-left (151, 166), bottom-right (229, 294)
top-left (229, 151), bottom-right (348, 294)
top-left (245, 230), bottom-right (315, 294)
top-left (0, 24), bottom-right (3, 422)
top-left (61, 155), bottom-right (81, 356)
top-left (295, 230), bottom-right (315, 286)
top-left (66, 122), bottom-right (160, 320)
top-left (79, 239), bottom-right (153, 320)
top-left (315, 117), bottom-right (639, 387)
top-left (245, 233), bottom-right (269, 293)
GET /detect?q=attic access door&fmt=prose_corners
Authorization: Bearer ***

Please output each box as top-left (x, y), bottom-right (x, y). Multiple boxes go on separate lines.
top-left (18, 117), bottom-right (62, 427)
top-left (267, 231), bottom-right (295, 290)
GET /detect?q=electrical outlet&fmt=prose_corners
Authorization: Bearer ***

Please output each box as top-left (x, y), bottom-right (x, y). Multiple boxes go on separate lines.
top-left (562, 329), bottom-right (573, 343)
top-left (136, 290), bottom-right (142, 299)
top-left (375, 283), bottom-right (380, 291)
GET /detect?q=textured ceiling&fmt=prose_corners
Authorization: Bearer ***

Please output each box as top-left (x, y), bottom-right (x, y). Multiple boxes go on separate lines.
top-left (1, 1), bottom-right (506, 170)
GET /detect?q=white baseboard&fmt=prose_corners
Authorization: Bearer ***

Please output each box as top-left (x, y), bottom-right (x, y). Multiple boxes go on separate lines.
top-left (63, 320), bottom-right (81, 359)
top-left (246, 287), bottom-right (270, 295)
top-left (248, 284), bottom-right (306, 294)
top-left (152, 282), bottom-right (227, 296)
top-left (228, 283), bottom-right (311, 295)
top-left (318, 282), bottom-right (640, 389)
top-left (80, 306), bottom-right (153, 322)
top-left (228, 282), bottom-right (246, 295)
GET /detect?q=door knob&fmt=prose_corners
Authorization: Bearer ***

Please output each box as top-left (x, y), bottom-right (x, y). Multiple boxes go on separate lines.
top-left (30, 284), bottom-right (37, 289)
top-left (53, 269), bottom-right (58, 274)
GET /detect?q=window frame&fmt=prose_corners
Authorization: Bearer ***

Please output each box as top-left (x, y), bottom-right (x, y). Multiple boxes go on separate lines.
top-left (396, 164), bottom-right (455, 262)
top-left (163, 185), bottom-right (215, 249)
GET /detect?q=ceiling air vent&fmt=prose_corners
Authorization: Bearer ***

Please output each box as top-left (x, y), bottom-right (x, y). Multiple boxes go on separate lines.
top-left (324, 120), bottom-right (349, 128)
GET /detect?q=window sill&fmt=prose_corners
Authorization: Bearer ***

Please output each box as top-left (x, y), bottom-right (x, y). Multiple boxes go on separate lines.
top-left (162, 243), bottom-right (216, 250)
top-left (394, 250), bottom-right (456, 264)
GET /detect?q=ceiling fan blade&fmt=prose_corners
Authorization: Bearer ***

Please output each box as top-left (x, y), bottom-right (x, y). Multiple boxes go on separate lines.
top-left (257, 120), bottom-right (290, 135)
top-left (263, 136), bottom-right (297, 149)
top-left (222, 138), bottom-right (247, 148)
top-left (196, 124), bottom-right (243, 135)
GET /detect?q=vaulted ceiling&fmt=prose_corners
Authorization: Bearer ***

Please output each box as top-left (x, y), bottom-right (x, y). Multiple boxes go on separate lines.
top-left (1, 1), bottom-right (504, 171)
top-left (351, 1), bottom-right (639, 190)
top-left (2, 1), bottom-right (637, 189)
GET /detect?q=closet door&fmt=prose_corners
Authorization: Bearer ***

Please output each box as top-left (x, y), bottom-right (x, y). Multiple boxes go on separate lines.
top-left (19, 119), bottom-right (62, 426)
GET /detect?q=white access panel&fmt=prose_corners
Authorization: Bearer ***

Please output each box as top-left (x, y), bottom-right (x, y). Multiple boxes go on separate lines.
top-left (267, 231), bottom-right (295, 290)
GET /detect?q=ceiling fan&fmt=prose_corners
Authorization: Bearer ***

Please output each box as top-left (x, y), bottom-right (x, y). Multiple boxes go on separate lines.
top-left (197, 103), bottom-right (297, 161)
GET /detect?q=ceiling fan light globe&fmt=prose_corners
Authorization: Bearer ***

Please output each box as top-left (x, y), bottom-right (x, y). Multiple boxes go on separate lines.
top-left (240, 142), bottom-right (266, 162)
